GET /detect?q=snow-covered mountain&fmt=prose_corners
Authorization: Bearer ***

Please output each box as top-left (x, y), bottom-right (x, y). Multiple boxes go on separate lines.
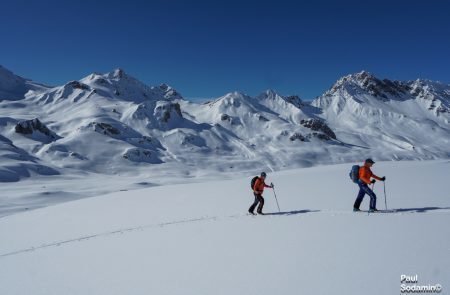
top-left (0, 65), bottom-right (49, 101)
top-left (312, 71), bottom-right (450, 159)
top-left (0, 66), bottom-right (449, 183)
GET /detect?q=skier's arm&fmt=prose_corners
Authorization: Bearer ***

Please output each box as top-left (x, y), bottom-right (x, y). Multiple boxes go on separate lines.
top-left (372, 174), bottom-right (382, 181)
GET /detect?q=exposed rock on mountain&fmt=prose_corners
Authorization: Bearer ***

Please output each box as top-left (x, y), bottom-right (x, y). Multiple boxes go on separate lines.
top-left (300, 118), bottom-right (336, 140)
top-left (15, 118), bottom-right (59, 142)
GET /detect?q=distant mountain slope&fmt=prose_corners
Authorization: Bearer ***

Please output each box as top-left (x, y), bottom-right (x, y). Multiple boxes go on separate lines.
top-left (0, 66), bottom-right (49, 101)
top-left (312, 71), bottom-right (450, 159)
top-left (0, 66), bottom-right (449, 181)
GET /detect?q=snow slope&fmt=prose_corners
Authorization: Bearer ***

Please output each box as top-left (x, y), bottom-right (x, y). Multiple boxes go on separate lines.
top-left (0, 160), bottom-right (449, 295)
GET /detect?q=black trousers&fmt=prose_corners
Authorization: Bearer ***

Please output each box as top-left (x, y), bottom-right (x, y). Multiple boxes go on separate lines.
top-left (249, 193), bottom-right (265, 213)
top-left (354, 182), bottom-right (377, 210)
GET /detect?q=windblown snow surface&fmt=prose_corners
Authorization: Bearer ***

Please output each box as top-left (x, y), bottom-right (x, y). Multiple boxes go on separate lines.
top-left (0, 160), bottom-right (449, 295)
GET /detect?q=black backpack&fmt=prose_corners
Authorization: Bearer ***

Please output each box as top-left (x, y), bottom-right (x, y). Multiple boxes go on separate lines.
top-left (251, 176), bottom-right (259, 190)
top-left (349, 165), bottom-right (360, 183)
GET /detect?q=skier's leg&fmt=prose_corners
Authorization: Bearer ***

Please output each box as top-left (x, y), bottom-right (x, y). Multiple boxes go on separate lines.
top-left (249, 193), bottom-right (259, 213)
top-left (370, 195), bottom-right (377, 210)
top-left (353, 183), bottom-right (366, 209)
top-left (257, 195), bottom-right (265, 213)
top-left (364, 186), bottom-right (377, 210)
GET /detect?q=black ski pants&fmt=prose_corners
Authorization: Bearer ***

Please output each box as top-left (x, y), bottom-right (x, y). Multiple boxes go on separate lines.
top-left (249, 193), bottom-right (264, 213)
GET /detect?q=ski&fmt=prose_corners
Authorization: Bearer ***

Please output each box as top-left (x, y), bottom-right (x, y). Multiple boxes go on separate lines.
top-left (370, 210), bottom-right (397, 213)
top-left (354, 209), bottom-right (398, 213)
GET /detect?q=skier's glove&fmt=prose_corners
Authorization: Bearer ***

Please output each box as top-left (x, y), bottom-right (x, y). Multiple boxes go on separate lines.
top-left (381, 176), bottom-right (386, 181)
top-left (370, 179), bottom-right (376, 184)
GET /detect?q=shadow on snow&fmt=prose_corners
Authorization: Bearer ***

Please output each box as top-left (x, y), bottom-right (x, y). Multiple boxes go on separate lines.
top-left (393, 206), bottom-right (450, 213)
top-left (265, 209), bottom-right (320, 216)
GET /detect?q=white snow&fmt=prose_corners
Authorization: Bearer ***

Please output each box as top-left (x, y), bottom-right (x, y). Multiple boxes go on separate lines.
top-left (0, 160), bottom-right (449, 295)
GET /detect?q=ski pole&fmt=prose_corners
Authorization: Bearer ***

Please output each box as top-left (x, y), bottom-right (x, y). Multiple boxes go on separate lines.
top-left (271, 182), bottom-right (281, 212)
top-left (368, 182), bottom-right (375, 215)
top-left (384, 181), bottom-right (388, 210)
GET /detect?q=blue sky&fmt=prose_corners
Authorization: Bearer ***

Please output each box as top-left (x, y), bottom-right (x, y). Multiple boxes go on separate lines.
top-left (1, 0), bottom-right (449, 100)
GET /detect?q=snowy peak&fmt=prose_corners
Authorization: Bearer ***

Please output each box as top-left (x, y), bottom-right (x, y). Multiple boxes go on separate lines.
top-left (335, 71), bottom-right (378, 88)
top-left (208, 91), bottom-right (251, 108)
top-left (0, 65), bottom-right (26, 86)
top-left (153, 83), bottom-right (183, 101)
top-left (256, 89), bottom-right (283, 102)
top-left (81, 68), bottom-right (129, 82)
top-left (222, 91), bottom-right (249, 100)
top-left (0, 65), bottom-right (33, 100)
top-left (215, 88), bottom-right (306, 110)
top-left (196, 91), bottom-right (269, 127)
top-left (326, 71), bottom-right (409, 101)
top-left (32, 68), bottom-right (185, 105)
top-left (258, 89), bottom-right (279, 98)
top-left (257, 89), bottom-right (304, 109)
top-left (312, 71), bottom-right (450, 118)
top-left (83, 68), bottom-right (153, 98)
top-left (407, 79), bottom-right (450, 101)
top-left (93, 69), bottom-right (183, 102)
top-left (193, 89), bottom-right (316, 132)
top-left (406, 79), bottom-right (450, 115)
top-left (108, 68), bottom-right (126, 80)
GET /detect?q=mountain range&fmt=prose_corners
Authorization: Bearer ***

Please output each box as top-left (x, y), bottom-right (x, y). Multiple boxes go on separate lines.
top-left (0, 65), bottom-right (449, 182)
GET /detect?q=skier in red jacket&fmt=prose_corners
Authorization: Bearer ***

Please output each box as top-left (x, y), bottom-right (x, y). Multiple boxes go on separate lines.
top-left (353, 159), bottom-right (386, 212)
top-left (249, 172), bottom-right (273, 215)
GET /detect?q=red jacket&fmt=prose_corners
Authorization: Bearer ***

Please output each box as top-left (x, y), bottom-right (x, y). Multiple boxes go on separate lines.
top-left (254, 178), bottom-right (271, 194)
top-left (359, 166), bottom-right (382, 184)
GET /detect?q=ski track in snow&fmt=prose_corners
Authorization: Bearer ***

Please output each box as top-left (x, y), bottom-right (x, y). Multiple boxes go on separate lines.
top-left (2, 207), bottom-right (449, 259)
top-left (0, 214), bottom-right (248, 258)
